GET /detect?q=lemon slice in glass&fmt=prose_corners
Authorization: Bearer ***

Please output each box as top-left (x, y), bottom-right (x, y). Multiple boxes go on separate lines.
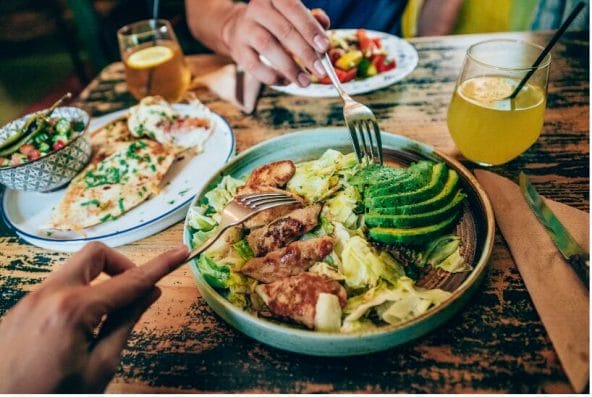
top-left (127, 45), bottom-right (174, 69)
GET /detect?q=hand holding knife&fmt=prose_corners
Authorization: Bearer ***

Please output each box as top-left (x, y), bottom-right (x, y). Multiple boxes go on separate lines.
top-left (519, 172), bottom-right (589, 289)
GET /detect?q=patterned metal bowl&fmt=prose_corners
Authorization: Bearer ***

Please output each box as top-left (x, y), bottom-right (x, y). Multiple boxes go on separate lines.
top-left (0, 107), bottom-right (91, 192)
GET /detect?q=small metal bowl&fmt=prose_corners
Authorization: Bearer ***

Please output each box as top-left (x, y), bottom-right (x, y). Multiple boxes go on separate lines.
top-left (0, 107), bottom-right (91, 192)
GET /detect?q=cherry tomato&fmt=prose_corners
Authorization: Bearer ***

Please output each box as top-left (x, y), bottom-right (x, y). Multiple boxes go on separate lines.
top-left (53, 140), bottom-right (65, 151)
top-left (318, 67), bottom-right (357, 84)
top-left (19, 143), bottom-right (36, 156)
top-left (27, 149), bottom-right (41, 161)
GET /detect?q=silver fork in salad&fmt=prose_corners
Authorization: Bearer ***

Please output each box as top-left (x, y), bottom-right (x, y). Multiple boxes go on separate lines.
top-left (186, 192), bottom-right (299, 262)
top-left (319, 53), bottom-right (383, 165)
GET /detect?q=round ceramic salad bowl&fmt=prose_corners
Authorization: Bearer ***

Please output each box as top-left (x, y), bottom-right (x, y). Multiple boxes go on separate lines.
top-left (0, 106), bottom-right (91, 192)
top-left (182, 128), bottom-right (495, 356)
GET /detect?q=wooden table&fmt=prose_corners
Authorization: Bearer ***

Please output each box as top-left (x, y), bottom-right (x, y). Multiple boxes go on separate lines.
top-left (0, 31), bottom-right (588, 393)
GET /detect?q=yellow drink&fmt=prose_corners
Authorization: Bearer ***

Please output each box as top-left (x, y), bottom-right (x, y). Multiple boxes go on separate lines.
top-left (447, 76), bottom-right (546, 165)
top-left (123, 40), bottom-right (191, 102)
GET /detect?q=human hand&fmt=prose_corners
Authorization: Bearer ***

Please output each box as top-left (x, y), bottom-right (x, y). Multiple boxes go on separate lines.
top-left (0, 242), bottom-right (189, 393)
top-left (221, 0), bottom-right (331, 86)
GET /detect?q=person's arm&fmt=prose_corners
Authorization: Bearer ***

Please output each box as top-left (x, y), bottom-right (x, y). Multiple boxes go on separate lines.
top-left (417, 0), bottom-right (464, 36)
top-left (185, 0), bottom-right (330, 87)
top-left (0, 242), bottom-right (188, 393)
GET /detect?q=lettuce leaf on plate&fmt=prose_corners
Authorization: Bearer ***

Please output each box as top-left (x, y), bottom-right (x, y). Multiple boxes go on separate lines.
top-left (287, 150), bottom-right (358, 202)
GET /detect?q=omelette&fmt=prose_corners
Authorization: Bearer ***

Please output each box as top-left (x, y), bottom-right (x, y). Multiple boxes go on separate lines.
top-left (48, 139), bottom-right (175, 230)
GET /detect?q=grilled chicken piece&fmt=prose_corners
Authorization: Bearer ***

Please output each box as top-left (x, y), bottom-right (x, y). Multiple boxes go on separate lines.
top-left (241, 236), bottom-right (334, 283)
top-left (255, 273), bottom-right (347, 329)
top-left (247, 203), bottom-right (322, 256)
top-left (238, 186), bottom-right (304, 229)
top-left (245, 160), bottom-right (296, 188)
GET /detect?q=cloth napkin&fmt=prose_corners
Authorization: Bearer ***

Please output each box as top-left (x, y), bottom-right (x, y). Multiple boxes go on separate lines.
top-left (192, 63), bottom-right (262, 114)
top-left (475, 170), bottom-right (589, 393)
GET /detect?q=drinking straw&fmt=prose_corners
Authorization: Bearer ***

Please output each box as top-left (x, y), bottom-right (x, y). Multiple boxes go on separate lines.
top-left (508, 1), bottom-right (585, 99)
top-left (145, 0), bottom-right (160, 96)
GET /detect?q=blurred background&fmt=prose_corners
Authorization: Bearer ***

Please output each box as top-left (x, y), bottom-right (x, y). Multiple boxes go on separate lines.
top-left (0, 0), bottom-right (588, 125)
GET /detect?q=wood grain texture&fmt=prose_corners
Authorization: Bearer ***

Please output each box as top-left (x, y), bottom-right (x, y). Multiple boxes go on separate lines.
top-left (0, 31), bottom-right (588, 393)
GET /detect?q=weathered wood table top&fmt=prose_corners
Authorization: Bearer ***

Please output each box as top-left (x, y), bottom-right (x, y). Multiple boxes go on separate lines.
top-left (0, 31), bottom-right (588, 393)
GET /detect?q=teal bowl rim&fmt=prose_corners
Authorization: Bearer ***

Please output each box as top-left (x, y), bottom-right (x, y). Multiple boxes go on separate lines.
top-left (182, 128), bottom-right (495, 348)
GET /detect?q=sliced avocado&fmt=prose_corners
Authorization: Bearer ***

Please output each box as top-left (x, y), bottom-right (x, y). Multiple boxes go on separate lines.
top-left (366, 161), bottom-right (434, 197)
top-left (368, 211), bottom-right (461, 245)
top-left (366, 163), bottom-right (448, 208)
top-left (349, 163), bottom-right (406, 188)
top-left (365, 191), bottom-right (465, 228)
top-left (370, 169), bottom-right (460, 215)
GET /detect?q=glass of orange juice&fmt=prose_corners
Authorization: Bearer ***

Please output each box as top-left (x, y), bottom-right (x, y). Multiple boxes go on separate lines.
top-left (117, 19), bottom-right (191, 102)
top-left (447, 39), bottom-right (550, 166)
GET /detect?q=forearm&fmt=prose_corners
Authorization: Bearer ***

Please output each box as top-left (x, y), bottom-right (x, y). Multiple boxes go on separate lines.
top-left (185, 0), bottom-right (246, 55)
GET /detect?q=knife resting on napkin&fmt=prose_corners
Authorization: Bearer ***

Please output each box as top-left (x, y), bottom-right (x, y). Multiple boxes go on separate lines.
top-left (475, 170), bottom-right (589, 393)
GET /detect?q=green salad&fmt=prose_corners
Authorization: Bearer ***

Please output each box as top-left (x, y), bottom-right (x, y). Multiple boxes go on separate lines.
top-left (187, 150), bottom-right (471, 333)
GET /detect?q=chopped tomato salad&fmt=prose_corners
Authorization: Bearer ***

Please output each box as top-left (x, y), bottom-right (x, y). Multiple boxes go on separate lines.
top-left (313, 29), bottom-right (397, 84)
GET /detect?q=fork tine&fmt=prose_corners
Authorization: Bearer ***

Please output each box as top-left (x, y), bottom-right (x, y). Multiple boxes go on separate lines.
top-left (346, 122), bottom-right (363, 162)
top-left (245, 197), bottom-right (299, 209)
top-left (364, 120), bottom-right (377, 164)
top-left (355, 122), bottom-right (370, 161)
top-left (239, 193), bottom-right (293, 205)
top-left (255, 199), bottom-right (299, 211)
top-left (370, 119), bottom-right (383, 165)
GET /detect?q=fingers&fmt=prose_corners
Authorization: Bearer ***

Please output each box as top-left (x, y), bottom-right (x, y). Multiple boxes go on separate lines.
top-left (311, 8), bottom-right (330, 30)
top-left (272, 0), bottom-right (329, 53)
top-left (44, 242), bottom-right (136, 288)
top-left (250, 5), bottom-right (325, 80)
top-left (85, 287), bottom-right (161, 392)
top-left (89, 245), bottom-right (188, 313)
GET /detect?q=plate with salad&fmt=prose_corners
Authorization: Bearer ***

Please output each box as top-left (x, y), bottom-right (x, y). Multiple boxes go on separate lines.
top-left (183, 128), bottom-right (494, 356)
top-left (271, 29), bottom-right (419, 97)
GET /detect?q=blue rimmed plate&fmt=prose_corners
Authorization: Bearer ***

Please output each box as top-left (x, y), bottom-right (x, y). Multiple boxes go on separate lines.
top-left (271, 29), bottom-right (419, 97)
top-left (1, 105), bottom-right (235, 252)
top-left (182, 128), bottom-right (494, 356)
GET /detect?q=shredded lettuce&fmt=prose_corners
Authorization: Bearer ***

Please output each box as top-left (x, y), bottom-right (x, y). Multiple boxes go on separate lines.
top-left (233, 239), bottom-right (254, 261)
top-left (287, 150), bottom-right (358, 202)
top-left (204, 175), bottom-right (245, 213)
top-left (197, 255), bottom-right (230, 289)
top-left (340, 235), bottom-right (404, 289)
top-left (322, 185), bottom-right (361, 229)
top-left (423, 235), bottom-right (472, 273)
top-left (342, 279), bottom-right (451, 330)
top-left (314, 293), bottom-right (342, 332)
top-left (187, 205), bottom-right (217, 231)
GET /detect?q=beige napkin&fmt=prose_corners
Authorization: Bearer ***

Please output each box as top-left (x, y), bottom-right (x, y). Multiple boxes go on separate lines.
top-left (192, 63), bottom-right (262, 114)
top-left (475, 170), bottom-right (589, 392)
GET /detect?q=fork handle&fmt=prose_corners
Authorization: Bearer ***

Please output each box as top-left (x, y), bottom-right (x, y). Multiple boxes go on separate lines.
top-left (319, 54), bottom-right (353, 102)
top-left (186, 223), bottom-right (231, 263)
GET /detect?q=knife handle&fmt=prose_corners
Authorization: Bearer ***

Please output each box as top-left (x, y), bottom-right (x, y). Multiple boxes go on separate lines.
top-left (568, 254), bottom-right (589, 290)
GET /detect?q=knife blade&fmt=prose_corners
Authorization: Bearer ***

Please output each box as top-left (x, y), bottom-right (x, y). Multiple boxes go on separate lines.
top-left (519, 172), bottom-right (589, 288)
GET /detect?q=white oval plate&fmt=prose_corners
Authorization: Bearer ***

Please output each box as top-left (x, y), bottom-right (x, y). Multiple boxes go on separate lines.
top-left (270, 29), bottom-right (418, 97)
top-left (1, 105), bottom-right (235, 252)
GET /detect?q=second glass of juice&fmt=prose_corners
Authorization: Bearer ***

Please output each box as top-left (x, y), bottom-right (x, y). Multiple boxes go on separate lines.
top-left (447, 39), bottom-right (550, 166)
top-left (117, 19), bottom-right (191, 102)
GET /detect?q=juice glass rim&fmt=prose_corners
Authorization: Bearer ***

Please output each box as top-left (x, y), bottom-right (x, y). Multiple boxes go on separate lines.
top-left (117, 18), bottom-right (171, 40)
top-left (466, 38), bottom-right (551, 72)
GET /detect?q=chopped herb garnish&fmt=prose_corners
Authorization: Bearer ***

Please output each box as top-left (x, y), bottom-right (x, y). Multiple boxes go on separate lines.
top-left (46, 231), bottom-right (53, 236)
top-left (118, 197), bottom-right (125, 213)
top-left (167, 200), bottom-right (176, 205)
top-left (100, 213), bottom-right (113, 223)
top-left (179, 189), bottom-right (189, 196)
top-left (149, 164), bottom-right (156, 172)
top-left (80, 199), bottom-right (101, 207)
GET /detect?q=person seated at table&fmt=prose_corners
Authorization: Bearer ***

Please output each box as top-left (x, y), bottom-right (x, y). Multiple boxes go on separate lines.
top-left (184, 0), bottom-right (464, 87)
top-left (0, 242), bottom-right (189, 393)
